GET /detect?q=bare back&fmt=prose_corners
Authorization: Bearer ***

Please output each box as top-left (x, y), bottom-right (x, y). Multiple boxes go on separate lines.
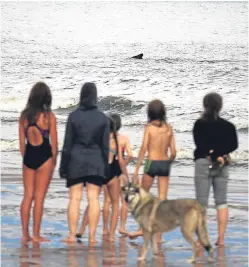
top-left (108, 133), bottom-right (132, 163)
top-left (24, 113), bottom-right (50, 146)
top-left (147, 122), bottom-right (174, 160)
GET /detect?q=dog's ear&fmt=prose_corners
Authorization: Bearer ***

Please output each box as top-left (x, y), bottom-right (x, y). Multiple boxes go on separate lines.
top-left (130, 182), bottom-right (140, 190)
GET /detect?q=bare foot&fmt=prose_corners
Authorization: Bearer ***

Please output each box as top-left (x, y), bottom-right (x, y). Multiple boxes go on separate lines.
top-left (21, 236), bottom-right (32, 243)
top-left (33, 236), bottom-right (50, 242)
top-left (119, 229), bottom-right (128, 236)
top-left (128, 231), bottom-right (143, 240)
top-left (109, 234), bottom-right (115, 242)
top-left (88, 239), bottom-right (98, 246)
top-left (102, 229), bottom-right (109, 236)
top-left (61, 237), bottom-right (76, 243)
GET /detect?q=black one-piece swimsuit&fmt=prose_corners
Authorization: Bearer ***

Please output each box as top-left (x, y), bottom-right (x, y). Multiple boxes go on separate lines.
top-left (23, 123), bottom-right (52, 170)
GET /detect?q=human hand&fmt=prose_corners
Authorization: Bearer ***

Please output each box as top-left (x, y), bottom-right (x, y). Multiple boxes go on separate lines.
top-left (217, 156), bottom-right (225, 166)
top-left (223, 154), bottom-right (231, 165)
top-left (52, 157), bottom-right (57, 170)
top-left (132, 173), bottom-right (139, 184)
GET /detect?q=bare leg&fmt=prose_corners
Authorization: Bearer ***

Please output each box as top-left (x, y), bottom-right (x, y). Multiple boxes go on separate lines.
top-left (20, 165), bottom-right (35, 243)
top-left (87, 183), bottom-right (101, 243)
top-left (155, 176), bottom-right (169, 243)
top-left (119, 195), bottom-right (128, 236)
top-left (215, 207), bottom-right (228, 246)
top-left (103, 185), bottom-right (111, 236)
top-left (77, 205), bottom-right (89, 237)
top-left (107, 177), bottom-right (120, 242)
top-left (61, 183), bottom-right (83, 243)
top-left (32, 159), bottom-right (53, 242)
top-left (129, 174), bottom-right (153, 240)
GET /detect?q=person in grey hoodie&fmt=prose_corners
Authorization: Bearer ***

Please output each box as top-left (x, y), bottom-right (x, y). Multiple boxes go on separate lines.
top-left (59, 82), bottom-right (109, 244)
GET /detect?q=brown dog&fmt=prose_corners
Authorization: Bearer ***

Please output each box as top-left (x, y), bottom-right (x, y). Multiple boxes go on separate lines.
top-left (121, 182), bottom-right (214, 263)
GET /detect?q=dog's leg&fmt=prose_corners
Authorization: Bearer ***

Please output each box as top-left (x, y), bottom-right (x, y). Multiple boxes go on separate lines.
top-left (138, 230), bottom-right (150, 261)
top-left (148, 201), bottom-right (159, 232)
top-left (181, 227), bottom-right (198, 264)
top-left (151, 233), bottom-right (159, 257)
top-left (196, 213), bottom-right (214, 263)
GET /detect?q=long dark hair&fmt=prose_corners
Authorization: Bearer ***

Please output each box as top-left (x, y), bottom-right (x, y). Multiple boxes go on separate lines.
top-left (147, 99), bottom-right (166, 126)
top-left (202, 92), bottom-right (222, 121)
top-left (109, 116), bottom-right (119, 153)
top-left (21, 82), bottom-right (52, 123)
top-left (110, 113), bottom-right (122, 131)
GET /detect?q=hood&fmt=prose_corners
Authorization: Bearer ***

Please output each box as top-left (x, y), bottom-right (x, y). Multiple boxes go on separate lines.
top-left (79, 82), bottom-right (97, 109)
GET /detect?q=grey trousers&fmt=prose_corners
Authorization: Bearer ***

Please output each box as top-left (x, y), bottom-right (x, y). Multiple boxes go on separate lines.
top-left (194, 158), bottom-right (229, 209)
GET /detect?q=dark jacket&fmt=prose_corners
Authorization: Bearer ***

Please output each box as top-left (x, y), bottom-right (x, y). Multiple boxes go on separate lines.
top-left (59, 91), bottom-right (109, 180)
top-left (193, 117), bottom-right (238, 161)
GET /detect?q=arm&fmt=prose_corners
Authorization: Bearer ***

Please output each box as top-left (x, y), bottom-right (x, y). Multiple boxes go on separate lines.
top-left (193, 120), bottom-right (209, 155)
top-left (118, 142), bottom-right (129, 179)
top-left (169, 128), bottom-right (176, 162)
top-left (101, 117), bottom-right (110, 178)
top-left (213, 123), bottom-right (238, 161)
top-left (123, 136), bottom-right (133, 166)
top-left (133, 126), bottom-right (150, 179)
top-left (228, 124), bottom-right (238, 152)
top-left (223, 123), bottom-right (238, 154)
top-left (18, 117), bottom-right (26, 157)
top-left (59, 114), bottom-right (74, 178)
top-left (49, 112), bottom-right (58, 168)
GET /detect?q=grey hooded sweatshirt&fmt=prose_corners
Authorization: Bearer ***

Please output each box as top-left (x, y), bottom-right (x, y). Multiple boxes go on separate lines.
top-left (59, 83), bottom-right (109, 180)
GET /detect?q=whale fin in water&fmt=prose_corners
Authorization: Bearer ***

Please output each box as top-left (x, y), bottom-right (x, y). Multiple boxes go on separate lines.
top-left (131, 53), bottom-right (143, 59)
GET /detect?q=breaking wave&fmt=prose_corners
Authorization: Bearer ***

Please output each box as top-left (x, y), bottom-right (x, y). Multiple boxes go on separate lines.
top-left (54, 95), bottom-right (146, 115)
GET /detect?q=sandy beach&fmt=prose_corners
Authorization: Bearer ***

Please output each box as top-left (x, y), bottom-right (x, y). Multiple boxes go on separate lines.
top-left (1, 173), bottom-right (248, 267)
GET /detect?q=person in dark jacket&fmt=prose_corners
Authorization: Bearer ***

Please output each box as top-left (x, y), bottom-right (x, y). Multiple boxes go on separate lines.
top-left (193, 92), bottom-right (238, 247)
top-left (59, 82), bottom-right (109, 244)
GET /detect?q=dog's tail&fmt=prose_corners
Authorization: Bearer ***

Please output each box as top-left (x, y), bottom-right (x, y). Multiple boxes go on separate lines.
top-left (196, 205), bottom-right (214, 261)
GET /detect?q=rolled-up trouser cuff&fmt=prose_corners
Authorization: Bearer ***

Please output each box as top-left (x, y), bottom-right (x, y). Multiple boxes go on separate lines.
top-left (216, 204), bottom-right (228, 209)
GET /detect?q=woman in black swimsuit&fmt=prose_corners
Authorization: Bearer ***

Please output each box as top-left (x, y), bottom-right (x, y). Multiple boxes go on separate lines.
top-left (19, 82), bottom-right (58, 243)
top-left (102, 116), bottom-right (129, 241)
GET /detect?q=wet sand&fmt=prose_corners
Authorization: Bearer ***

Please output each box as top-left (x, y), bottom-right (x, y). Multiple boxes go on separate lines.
top-left (1, 175), bottom-right (248, 267)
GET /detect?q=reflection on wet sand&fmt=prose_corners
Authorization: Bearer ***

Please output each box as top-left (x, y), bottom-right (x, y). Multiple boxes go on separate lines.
top-left (18, 238), bottom-right (230, 267)
top-left (216, 246), bottom-right (226, 267)
top-left (20, 242), bottom-right (41, 267)
top-left (194, 245), bottom-right (227, 267)
top-left (64, 237), bottom-right (129, 267)
top-left (102, 236), bottom-right (127, 266)
top-left (129, 241), bottom-right (167, 267)
top-left (67, 243), bottom-right (80, 267)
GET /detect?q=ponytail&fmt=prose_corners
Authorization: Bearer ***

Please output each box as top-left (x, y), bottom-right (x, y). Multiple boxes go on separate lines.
top-left (113, 130), bottom-right (119, 155)
top-left (109, 116), bottom-right (119, 153)
top-left (202, 107), bottom-right (218, 121)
